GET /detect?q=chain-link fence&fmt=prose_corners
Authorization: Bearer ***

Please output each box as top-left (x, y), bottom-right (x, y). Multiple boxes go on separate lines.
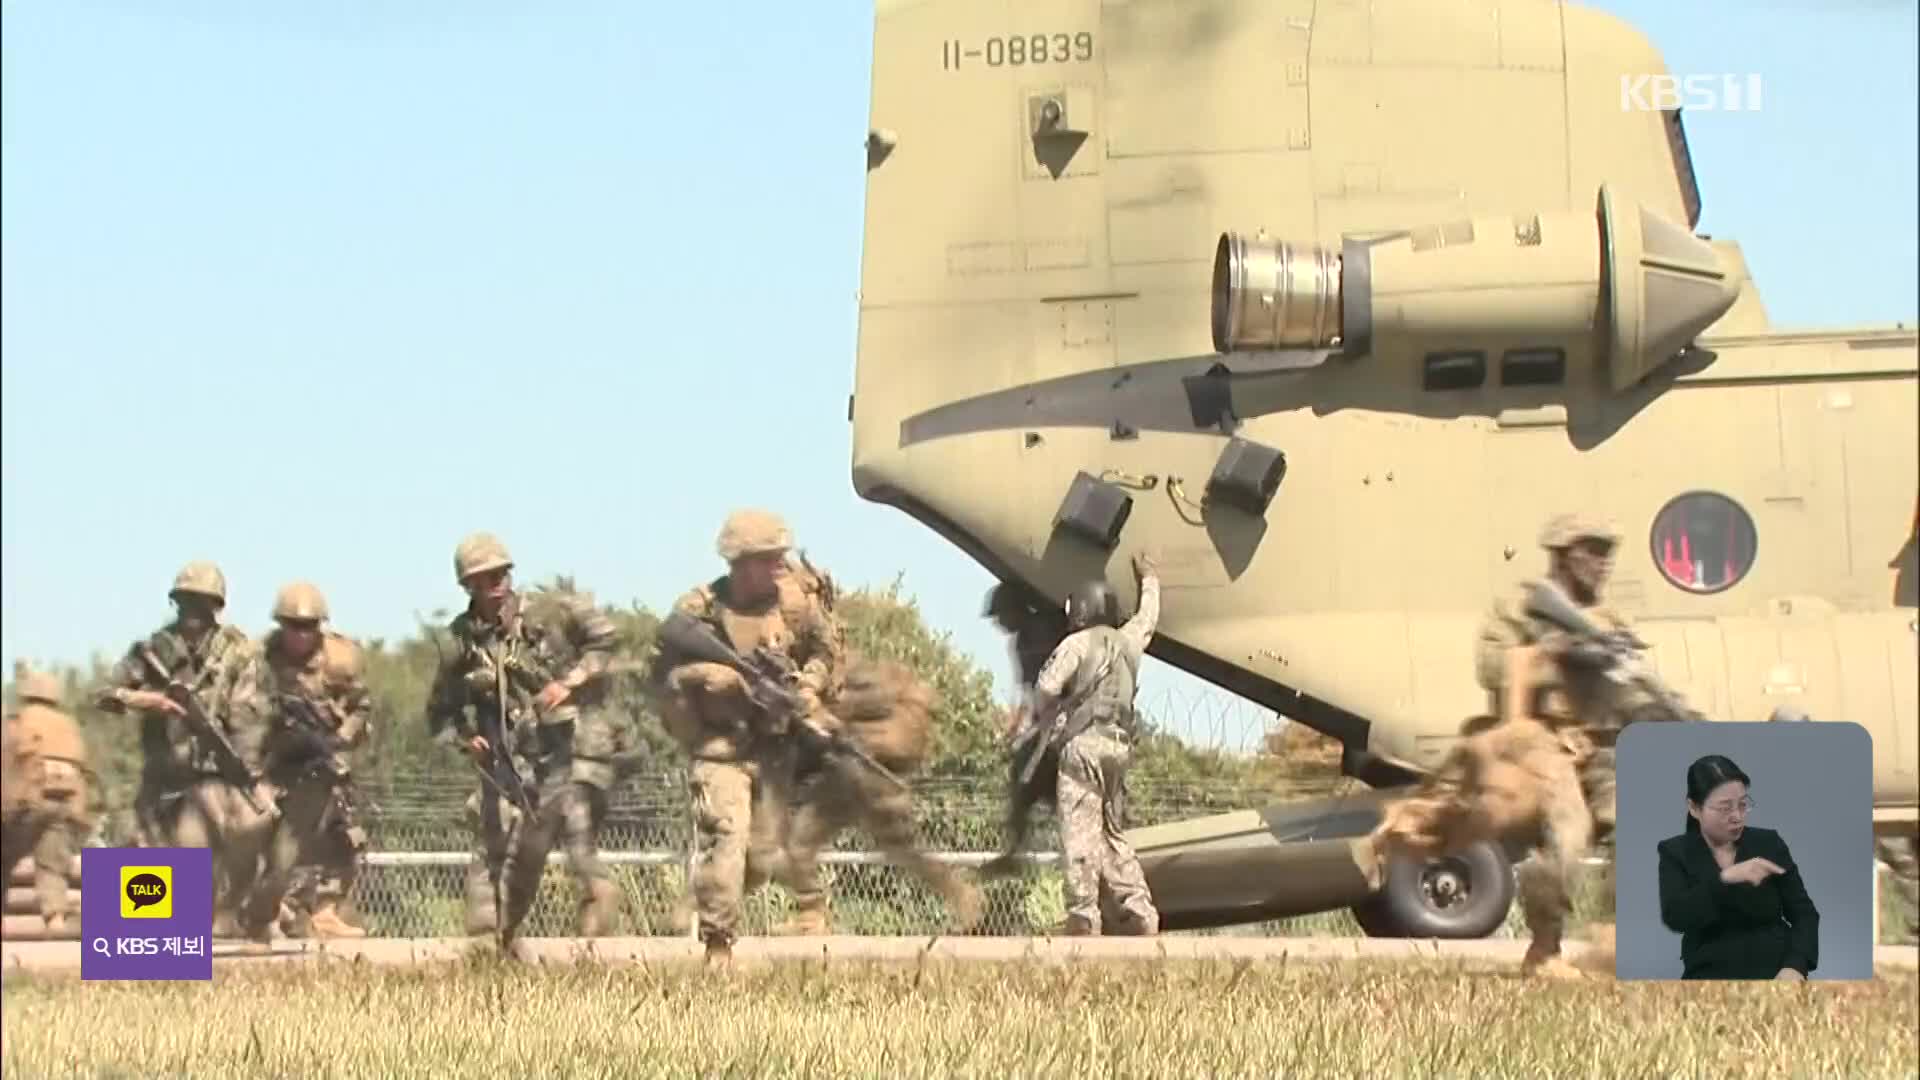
top-left (345, 768), bottom-right (1319, 939)
top-left (325, 766), bottom-right (1608, 941)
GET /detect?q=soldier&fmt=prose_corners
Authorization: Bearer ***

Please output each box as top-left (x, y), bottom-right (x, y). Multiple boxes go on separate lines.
top-left (985, 581), bottom-right (1071, 729)
top-left (94, 561), bottom-right (276, 934)
top-left (979, 581), bottom-right (1071, 879)
top-left (254, 583), bottom-right (371, 939)
top-left (1373, 512), bottom-right (1684, 979)
top-left (650, 509), bottom-right (843, 963)
top-left (1023, 552), bottom-right (1162, 936)
top-left (778, 650), bottom-right (985, 936)
top-left (424, 533), bottom-right (622, 946)
top-left (2, 668), bottom-right (92, 937)
top-left (1878, 835), bottom-right (1919, 945)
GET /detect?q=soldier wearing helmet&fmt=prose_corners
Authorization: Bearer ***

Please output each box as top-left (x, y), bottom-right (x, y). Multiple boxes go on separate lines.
top-left (985, 580), bottom-right (1072, 716)
top-left (95, 561), bottom-right (274, 933)
top-left (251, 582), bottom-right (373, 940)
top-left (650, 509), bottom-right (859, 961)
top-left (423, 532), bottom-right (623, 946)
top-left (778, 654), bottom-right (985, 940)
top-left (977, 579), bottom-right (1075, 885)
top-left (1375, 511), bottom-right (1692, 981)
top-left (3, 666), bottom-right (93, 937)
top-left (1019, 550), bottom-right (1163, 936)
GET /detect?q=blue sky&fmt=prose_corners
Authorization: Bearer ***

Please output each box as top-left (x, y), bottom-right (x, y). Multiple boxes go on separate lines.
top-left (4, 1), bottom-right (1914, 749)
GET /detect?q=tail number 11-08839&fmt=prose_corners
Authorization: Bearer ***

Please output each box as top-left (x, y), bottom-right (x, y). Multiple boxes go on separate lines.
top-left (943, 33), bottom-right (1094, 71)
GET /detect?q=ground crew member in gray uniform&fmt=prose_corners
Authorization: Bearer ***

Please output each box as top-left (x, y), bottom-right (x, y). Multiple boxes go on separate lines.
top-left (95, 561), bottom-right (276, 936)
top-left (424, 532), bottom-right (622, 945)
top-left (3, 668), bottom-right (93, 937)
top-left (1027, 551), bottom-right (1161, 935)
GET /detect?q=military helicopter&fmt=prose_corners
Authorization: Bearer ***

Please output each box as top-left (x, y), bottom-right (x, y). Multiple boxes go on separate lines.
top-left (851, 0), bottom-right (1916, 937)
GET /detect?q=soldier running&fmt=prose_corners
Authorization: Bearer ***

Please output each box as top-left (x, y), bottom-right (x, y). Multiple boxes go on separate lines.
top-left (95, 561), bottom-right (276, 937)
top-left (255, 582), bottom-right (372, 939)
top-left (1374, 513), bottom-right (1693, 978)
top-left (424, 532), bottom-right (623, 946)
top-left (3, 668), bottom-right (93, 937)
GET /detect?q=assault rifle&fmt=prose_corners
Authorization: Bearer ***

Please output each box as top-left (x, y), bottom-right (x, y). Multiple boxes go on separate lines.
top-left (979, 701), bottom-right (1060, 879)
top-left (476, 646), bottom-right (534, 815)
top-left (656, 611), bottom-right (909, 792)
top-left (981, 643), bottom-right (1121, 879)
top-left (135, 645), bottom-right (270, 816)
top-left (1522, 581), bottom-right (1704, 723)
top-left (1007, 634), bottom-right (1119, 789)
top-left (275, 693), bottom-right (347, 773)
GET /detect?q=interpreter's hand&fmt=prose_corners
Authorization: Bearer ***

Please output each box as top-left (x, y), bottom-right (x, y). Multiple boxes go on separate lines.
top-left (535, 681), bottom-right (571, 713)
top-left (1720, 857), bottom-right (1786, 886)
top-left (467, 735), bottom-right (491, 763)
top-left (1773, 968), bottom-right (1805, 983)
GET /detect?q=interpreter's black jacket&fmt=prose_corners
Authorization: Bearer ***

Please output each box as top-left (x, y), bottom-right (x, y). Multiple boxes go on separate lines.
top-left (1656, 825), bottom-right (1820, 980)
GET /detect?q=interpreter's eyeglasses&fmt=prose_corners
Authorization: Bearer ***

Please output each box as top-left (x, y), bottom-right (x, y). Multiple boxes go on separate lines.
top-left (1704, 796), bottom-right (1754, 817)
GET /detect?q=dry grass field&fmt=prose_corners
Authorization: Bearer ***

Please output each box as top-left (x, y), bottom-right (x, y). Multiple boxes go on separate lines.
top-left (4, 954), bottom-right (1915, 1078)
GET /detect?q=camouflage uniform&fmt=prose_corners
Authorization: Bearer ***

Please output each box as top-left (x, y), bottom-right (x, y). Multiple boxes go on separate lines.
top-left (1878, 834), bottom-right (1919, 944)
top-left (652, 510), bottom-right (841, 958)
top-left (987, 582), bottom-right (1071, 705)
top-left (2, 671), bottom-right (92, 935)
top-left (1030, 561), bottom-right (1162, 935)
top-left (980, 581), bottom-right (1073, 881)
top-left (1375, 513), bottom-right (1679, 977)
top-left (780, 654), bottom-right (984, 936)
top-left (95, 562), bottom-right (276, 933)
top-left (256, 583), bottom-right (372, 940)
top-left (424, 533), bottom-right (622, 944)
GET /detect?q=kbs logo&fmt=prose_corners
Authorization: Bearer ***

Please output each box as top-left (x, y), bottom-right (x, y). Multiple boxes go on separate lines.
top-left (1620, 73), bottom-right (1764, 113)
top-left (120, 865), bottom-right (173, 919)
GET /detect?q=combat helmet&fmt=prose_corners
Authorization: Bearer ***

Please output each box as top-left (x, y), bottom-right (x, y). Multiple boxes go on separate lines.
top-left (983, 581), bottom-right (1034, 618)
top-left (16, 670), bottom-right (62, 706)
top-left (169, 561), bottom-right (228, 605)
top-left (1538, 513), bottom-right (1620, 551)
top-left (454, 532), bottom-right (514, 584)
top-left (716, 509), bottom-right (792, 563)
top-left (1064, 580), bottom-right (1119, 630)
top-left (272, 581), bottom-right (329, 623)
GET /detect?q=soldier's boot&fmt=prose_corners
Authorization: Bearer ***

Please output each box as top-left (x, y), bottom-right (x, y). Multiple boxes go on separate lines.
top-left (238, 909), bottom-right (278, 948)
top-left (1574, 922), bottom-right (1618, 977)
top-left (774, 894), bottom-right (830, 936)
top-left (1525, 955), bottom-right (1590, 981)
top-left (1060, 915), bottom-right (1097, 936)
top-left (703, 934), bottom-right (734, 967)
top-left (1520, 931), bottom-right (1586, 981)
top-left (577, 879), bottom-right (625, 938)
top-left (212, 911), bottom-right (241, 938)
top-left (309, 901), bottom-right (367, 939)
